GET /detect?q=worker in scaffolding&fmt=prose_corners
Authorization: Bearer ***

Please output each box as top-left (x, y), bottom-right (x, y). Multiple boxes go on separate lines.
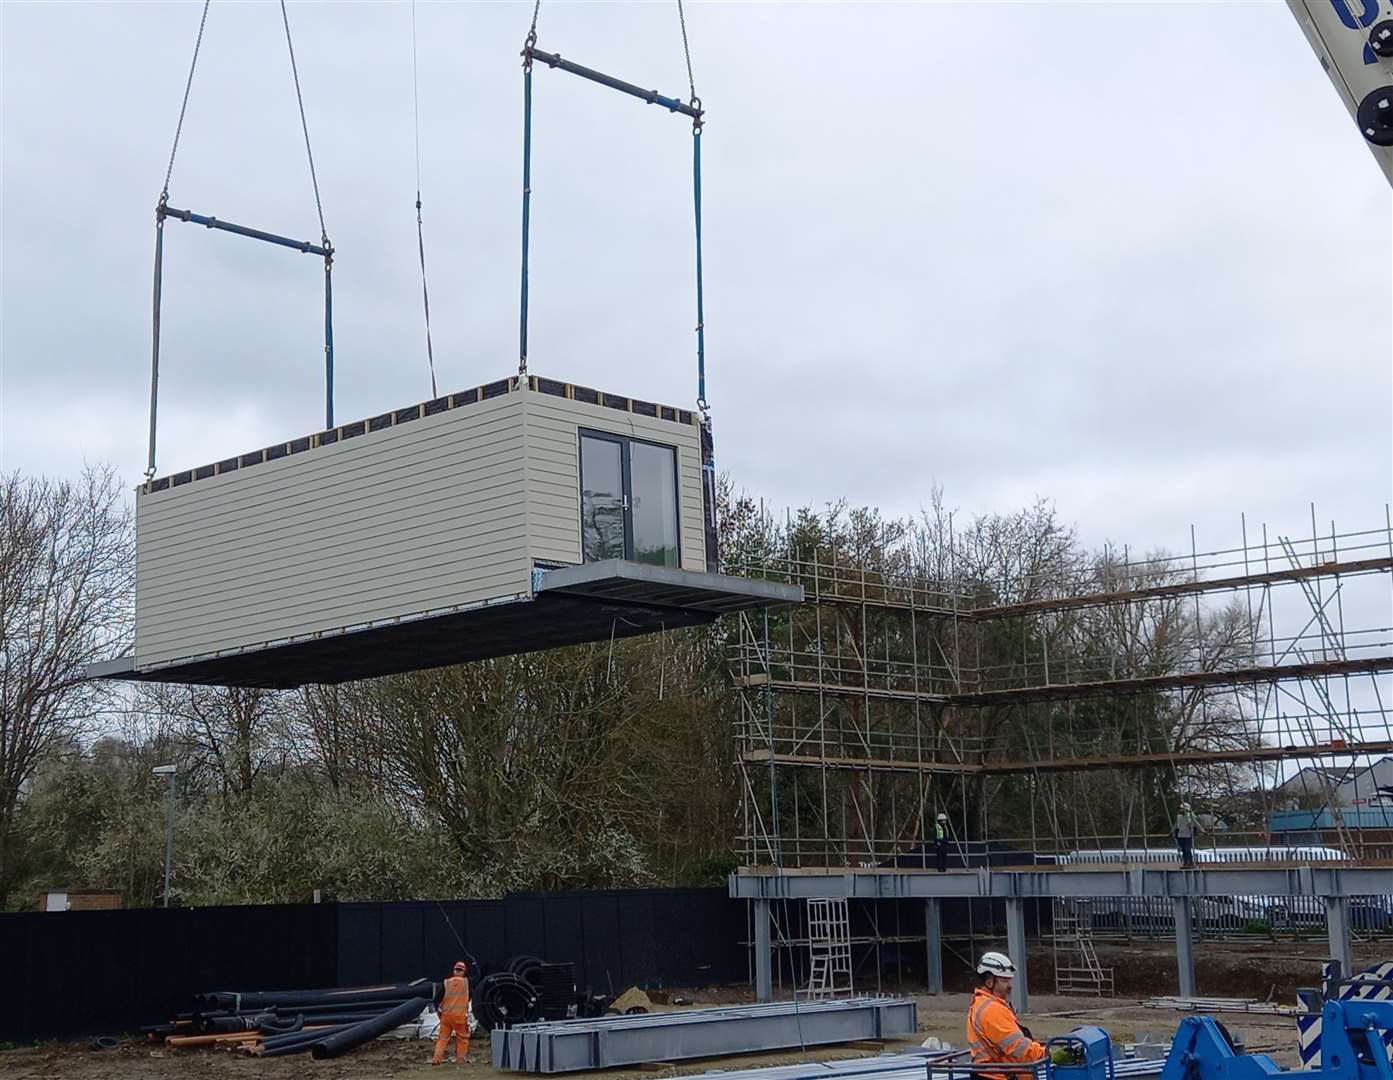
top-left (432, 960), bottom-right (472, 1064)
top-left (967, 952), bottom-right (1048, 1079)
top-left (934, 812), bottom-right (950, 872)
top-left (1175, 802), bottom-right (1202, 869)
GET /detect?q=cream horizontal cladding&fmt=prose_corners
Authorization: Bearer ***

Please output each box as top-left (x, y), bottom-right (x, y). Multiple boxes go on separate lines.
top-left (135, 392), bottom-right (533, 668)
top-left (520, 388), bottom-right (706, 573)
top-left (132, 376), bottom-right (710, 674)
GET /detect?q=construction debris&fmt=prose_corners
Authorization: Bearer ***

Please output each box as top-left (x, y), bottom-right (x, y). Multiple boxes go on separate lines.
top-left (491, 997), bottom-right (918, 1073)
top-left (608, 986), bottom-right (655, 1014)
top-left (673, 1047), bottom-right (1173, 1080)
top-left (1143, 996), bottom-right (1300, 1016)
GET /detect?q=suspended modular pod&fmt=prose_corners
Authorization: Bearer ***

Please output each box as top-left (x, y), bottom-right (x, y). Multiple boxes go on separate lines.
top-left (90, 376), bottom-right (801, 689)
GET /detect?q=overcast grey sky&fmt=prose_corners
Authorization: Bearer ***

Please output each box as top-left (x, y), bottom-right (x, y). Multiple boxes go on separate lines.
top-left (3, 0), bottom-right (1389, 562)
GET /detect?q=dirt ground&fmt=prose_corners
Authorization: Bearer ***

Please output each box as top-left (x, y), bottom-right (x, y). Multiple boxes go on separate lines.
top-left (5, 939), bottom-right (1380, 1080)
top-left (0, 995), bottom-right (1313, 1080)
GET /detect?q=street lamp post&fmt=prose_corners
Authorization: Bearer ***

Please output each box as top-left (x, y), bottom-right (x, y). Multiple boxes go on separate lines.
top-left (152, 765), bottom-right (177, 907)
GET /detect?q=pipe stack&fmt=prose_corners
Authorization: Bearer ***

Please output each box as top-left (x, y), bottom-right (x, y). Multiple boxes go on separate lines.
top-left (141, 981), bottom-right (434, 1060)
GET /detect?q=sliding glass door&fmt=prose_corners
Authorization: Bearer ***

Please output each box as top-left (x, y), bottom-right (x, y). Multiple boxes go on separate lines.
top-left (579, 431), bottom-right (680, 567)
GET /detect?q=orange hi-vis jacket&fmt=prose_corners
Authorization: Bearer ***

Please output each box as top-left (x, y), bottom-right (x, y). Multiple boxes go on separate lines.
top-left (440, 975), bottom-right (470, 1023)
top-left (966, 987), bottom-right (1045, 1080)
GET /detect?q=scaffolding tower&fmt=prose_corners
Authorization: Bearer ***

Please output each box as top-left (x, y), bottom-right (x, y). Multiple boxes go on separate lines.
top-left (729, 509), bottom-right (1393, 982)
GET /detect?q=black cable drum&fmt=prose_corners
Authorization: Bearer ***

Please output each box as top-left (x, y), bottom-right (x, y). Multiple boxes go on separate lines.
top-left (473, 973), bottom-right (540, 1031)
top-left (506, 954), bottom-right (545, 988)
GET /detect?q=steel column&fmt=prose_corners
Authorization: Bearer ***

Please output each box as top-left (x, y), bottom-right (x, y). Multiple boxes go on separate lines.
top-left (754, 898), bottom-right (772, 1002)
top-left (1173, 897), bottom-right (1196, 997)
top-left (1005, 896), bottom-right (1028, 1014)
top-left (925, 898), bottom-right (943, 994)
top-left (1325, 895), bottom-right (1353, 980)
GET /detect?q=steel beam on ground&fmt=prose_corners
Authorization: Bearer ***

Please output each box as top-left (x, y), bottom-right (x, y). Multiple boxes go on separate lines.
top-left (925, 899), bottom-right (943, 994)
top-left (754, 898), bottom-right (772, 1003)
top-left (729, 864), bottom-right (1393, 901)
top-left (1173, 897), bottom-right (1196, 998)
top-left (489, 998), bottom-right (918, 1073)
top-left (1005, 897), bottom-right (1028, 1014)
top-left (1325, 896), bottom-right (1353, 981)
top-left (674, 1051), bottom-right (1171, 1080)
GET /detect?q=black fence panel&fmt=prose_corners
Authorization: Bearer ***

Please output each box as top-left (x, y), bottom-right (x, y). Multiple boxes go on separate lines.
top-left (0, 904), bottom-right (341, 1044)
top-left (0, 888), bottom-right (744, 1045)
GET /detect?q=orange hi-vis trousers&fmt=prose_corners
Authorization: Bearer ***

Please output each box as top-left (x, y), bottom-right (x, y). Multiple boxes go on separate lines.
top-left (433, 1016), bottom-right (469, 1063)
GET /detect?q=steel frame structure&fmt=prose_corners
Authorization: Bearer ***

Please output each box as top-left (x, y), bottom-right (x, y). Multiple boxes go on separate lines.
top-left (733, 512), bottom-right (1393, 869)
top-left (729, 511), bottom-right (1393, 994)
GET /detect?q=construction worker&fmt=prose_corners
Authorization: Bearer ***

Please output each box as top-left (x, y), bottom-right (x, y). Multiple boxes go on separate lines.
top-left (967, 952), bottom-right (1047, 1079)
top-left (934, 813), bottom-right (950, 872)
top-left (1175, 802), bottom-right (1202, 869)
top-left (432, 960), bottom-right (471, 1064)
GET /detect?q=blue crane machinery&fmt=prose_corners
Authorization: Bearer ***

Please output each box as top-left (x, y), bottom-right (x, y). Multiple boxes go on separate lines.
top-left (1286, 0), bottom-right (1393, 186)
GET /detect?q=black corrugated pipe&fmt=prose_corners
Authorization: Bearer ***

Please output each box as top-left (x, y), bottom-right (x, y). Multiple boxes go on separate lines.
top-left (274, 992), bottom-right (437, 1017)
top-left (140, 1022), bottom-right (190, 1037)
top-left (258, 1014), bottom-right (305, 1035)
top-left (258, 1021), bottom-right (360, 1057)
top-left (200, 1012), bottom-right (282, 1034)
top-left (308, 997), bottom-right (428, 1060)
top-left (270, 1010), bottom-right (383, 1028)
top-left (474, 972), bottom-right (540, 1031)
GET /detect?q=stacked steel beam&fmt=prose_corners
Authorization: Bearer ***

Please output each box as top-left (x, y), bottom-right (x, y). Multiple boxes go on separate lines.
top-left (492, 997), bottom-right (918, 1073)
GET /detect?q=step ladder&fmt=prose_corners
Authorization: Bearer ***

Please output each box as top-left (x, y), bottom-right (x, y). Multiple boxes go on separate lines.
top-left (801, 898), bottom-right (853, 999)
top-left (1053, 900), bottom-right (1115, 996)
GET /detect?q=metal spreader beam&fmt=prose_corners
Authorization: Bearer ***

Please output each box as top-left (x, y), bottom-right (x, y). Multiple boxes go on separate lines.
top-left (162, 206), bottom-right (330, 256)
top-left (523, 46), bottom-right (704, 121)
top-left (148, 199), bottom-right (336, 478)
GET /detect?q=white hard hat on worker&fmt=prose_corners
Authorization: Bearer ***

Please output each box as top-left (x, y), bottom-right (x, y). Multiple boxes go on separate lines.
top-left (976, 951), bottom-right (1017, 978)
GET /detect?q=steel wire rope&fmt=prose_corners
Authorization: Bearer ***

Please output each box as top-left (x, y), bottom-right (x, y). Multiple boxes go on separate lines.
top-left (280, 0), bottom-right (329, 246)
top-left (411, 0), bottom-right (439, 398)
top-left (278, 0), bottom-right (336, 427)
top-left (517, 0), bottom-right (540, 376)
top-left (680, 0), bottom-right (707, 414)
top-left (160, 0), bottom-right (211, 201)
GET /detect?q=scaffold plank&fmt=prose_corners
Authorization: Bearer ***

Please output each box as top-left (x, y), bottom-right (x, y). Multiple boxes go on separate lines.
top-left (747, 556), bottom-right (1392, 622)
top-left (742, 739), bottom-right (1393, 776)
top-left (742, 655), bottom-right (1393, 709)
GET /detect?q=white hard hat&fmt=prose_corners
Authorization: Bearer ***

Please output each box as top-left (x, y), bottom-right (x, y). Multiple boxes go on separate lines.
top-left (936, 813), bottom-right (948, 822)
top-left (977, 951), bottom-right (1016, 977)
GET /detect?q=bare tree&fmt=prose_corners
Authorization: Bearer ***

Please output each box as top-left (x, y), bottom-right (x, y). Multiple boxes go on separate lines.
top-left (0, 467), bottom-right (133, 902)
top-left (138, 683), bottom-right (288, 801)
